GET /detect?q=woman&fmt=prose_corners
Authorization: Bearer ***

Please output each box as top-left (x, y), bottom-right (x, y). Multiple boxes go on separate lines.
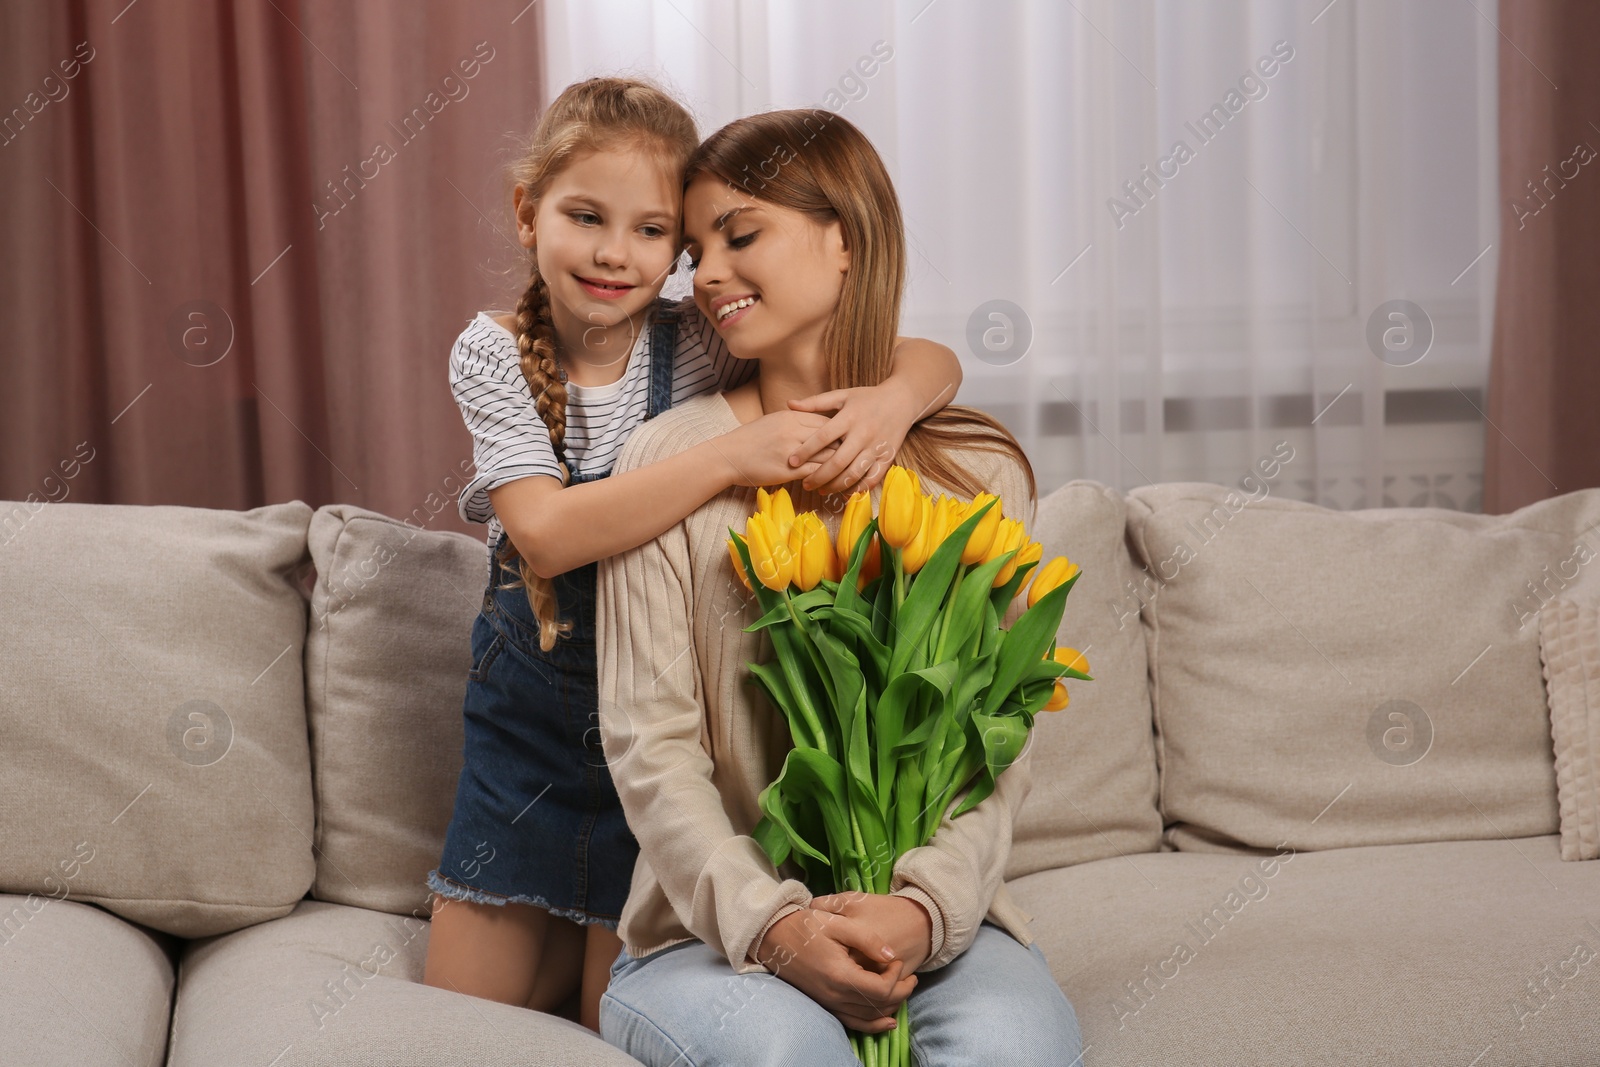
top-left (594, 109), bottom-right (1082, 1066)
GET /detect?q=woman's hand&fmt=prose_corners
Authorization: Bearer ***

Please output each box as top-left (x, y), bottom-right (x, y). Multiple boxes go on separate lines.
top-left (785, 385), bottom-right (914, 497)
top-left (811, 892), bottom-right (934, 976)
top-left (716, 409), bottom-right (839, 489)
top-left (755, 906), bottom-right (917, 1035)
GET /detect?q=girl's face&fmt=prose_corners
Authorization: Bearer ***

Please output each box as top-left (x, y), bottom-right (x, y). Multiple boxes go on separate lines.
top-left (515, 145), bottom-right (680, 348)
top-left (682, 173), bottom-right (849, 360)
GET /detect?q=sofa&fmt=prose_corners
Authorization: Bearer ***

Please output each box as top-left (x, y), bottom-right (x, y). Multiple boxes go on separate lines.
top-left (2, 470), bottom-right (1597, 1066)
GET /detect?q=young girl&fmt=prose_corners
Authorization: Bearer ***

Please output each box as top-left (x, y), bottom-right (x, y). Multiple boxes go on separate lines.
top-left (593, 110), bottom-right (1082, 1064)
top-left (422, 78), bottom-right (967, 1035)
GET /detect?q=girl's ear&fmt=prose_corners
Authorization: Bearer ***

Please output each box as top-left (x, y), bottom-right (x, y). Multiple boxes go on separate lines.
top-left (512, 184), bottom-right (537, 250)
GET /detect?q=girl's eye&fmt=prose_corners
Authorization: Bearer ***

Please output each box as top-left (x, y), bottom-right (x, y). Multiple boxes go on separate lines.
top-left (571, 211), bottom-right (600, 225)
top-left (641, 225), bottom-right (667, 239)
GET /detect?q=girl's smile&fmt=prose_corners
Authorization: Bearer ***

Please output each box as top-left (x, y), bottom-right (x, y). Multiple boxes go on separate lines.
top-left (575, 275), bottom-right (638, 300)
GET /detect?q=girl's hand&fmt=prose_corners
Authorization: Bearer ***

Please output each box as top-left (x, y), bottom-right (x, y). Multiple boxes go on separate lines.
top-left (717, 409), bottom-right (840, 489)
top-left (785, 386), bottom-right (916, 497)
top-left (756, 906), bottom-right (916, 1034)
top-left (811, 892), bottom-right (934, 977)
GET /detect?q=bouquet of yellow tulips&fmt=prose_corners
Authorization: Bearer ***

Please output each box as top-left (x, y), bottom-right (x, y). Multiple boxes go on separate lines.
top-left (727, 464), bottom-right (1090, 1067)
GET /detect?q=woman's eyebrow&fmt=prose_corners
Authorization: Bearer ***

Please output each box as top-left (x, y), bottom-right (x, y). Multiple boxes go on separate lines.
top-left (684, 204), bottom-right (754, 243)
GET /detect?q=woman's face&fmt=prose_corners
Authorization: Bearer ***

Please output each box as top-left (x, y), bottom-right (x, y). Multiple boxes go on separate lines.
top-left (682, 173), bottom-right (849, 360)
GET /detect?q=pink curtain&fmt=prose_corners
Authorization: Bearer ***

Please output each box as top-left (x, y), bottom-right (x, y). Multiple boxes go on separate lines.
top-left (0, 1), bottom-right (546, 538)
top-left (1484, 0), bottom-right (1600, 513)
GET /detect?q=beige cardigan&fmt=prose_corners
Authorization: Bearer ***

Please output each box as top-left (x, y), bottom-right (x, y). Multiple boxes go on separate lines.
top-left (596, 392), bottom-right (1039, 976)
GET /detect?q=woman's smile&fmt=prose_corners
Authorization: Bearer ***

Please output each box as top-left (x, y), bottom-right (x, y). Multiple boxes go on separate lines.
top-left (713, 294), bottom-right (760, 326)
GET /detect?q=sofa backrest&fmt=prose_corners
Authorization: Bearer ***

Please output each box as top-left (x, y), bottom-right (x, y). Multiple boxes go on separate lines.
top-left (1126, 481), bottom-right (1600, 854)
top-left (0, 500), bottom-right (316, 938)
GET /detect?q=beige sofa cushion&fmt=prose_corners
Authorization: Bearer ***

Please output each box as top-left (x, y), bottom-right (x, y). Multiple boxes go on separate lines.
top-left (1009, 834), bottom-right (1600, 1064)
top-left (1007, 480), bottom-right (1163, 879)
top-left (304, 505), bottom-right (487, 916)
top-left (0, 894), bottom-right (177, 1067)
top-left (1539, 597), bottom-right (1600, 860)
top-left (0, 501), bottom-right (315, 936)
top-left (170, 900), bottom-right (639, 1066)
top-left (1126, 482), bottom-right (1600, 853)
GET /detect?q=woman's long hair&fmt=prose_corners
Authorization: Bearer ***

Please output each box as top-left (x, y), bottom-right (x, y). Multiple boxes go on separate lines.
top-left (682, 109), bottom-right (1036, 503)
top-left (499, 77), bottom-right (698, 650)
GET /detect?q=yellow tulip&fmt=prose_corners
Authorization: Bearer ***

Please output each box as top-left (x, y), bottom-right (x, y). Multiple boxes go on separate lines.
top-left (789, 512), bottom-right (832, 592)
top-left (1015, 540), bottom-right (1043, 569)
top-left (763, 486), bottom-right (796, 537)
top-left (900, 495), bottom-right (936, 573)
top-left (746, 512), bottom-right (795, 591)
top-left (1042, 648), bottom-right (1089, 711)
top-left (879, 466), bottom-right (923, 548)
top-left (929, 495), bottom-right (963, 553)
top-left (988, 519), bottom-right (1029, 588)
top-left (727, 536), bottom-right (752, 592)
top-left (1027, 556), bottom-right (1079, 608)
top-left (1056, 646), bottom-right (1090, 675)
top-left (960, 492), bottom-right (1003, 565)
top-left (837, 491), bottom-right (873, 575)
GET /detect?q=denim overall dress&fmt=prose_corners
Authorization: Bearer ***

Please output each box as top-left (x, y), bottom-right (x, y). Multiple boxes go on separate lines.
top-left (427, 301), bottom-right (680, 930)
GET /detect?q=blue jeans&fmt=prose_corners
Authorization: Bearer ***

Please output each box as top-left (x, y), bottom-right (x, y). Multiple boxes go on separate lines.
top-left (599, 921), bottom-right (1083, 1066)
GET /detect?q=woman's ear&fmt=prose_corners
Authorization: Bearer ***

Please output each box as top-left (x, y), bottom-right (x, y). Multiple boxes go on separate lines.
top-left (827, 219), bottom-right (850, 274)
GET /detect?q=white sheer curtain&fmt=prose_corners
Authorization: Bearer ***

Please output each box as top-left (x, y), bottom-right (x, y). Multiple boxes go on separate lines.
top-left (541, 0), bottom-right (1497, 510)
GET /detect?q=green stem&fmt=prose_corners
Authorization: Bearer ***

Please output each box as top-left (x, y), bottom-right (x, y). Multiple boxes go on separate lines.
top-left (932, 563), bottom-right (966, 664)
top-left (849, 805), bottom-right (878, 894)
top-left (778, 591), bottom-right (833, 757)
top-left (892, 545), bottom-right (906, 612)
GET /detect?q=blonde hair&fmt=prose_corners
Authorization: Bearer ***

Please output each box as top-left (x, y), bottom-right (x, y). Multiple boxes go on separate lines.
top-left (500, 77), bottom-right (699, 650)
top-left (682, 109), bottom-right (1036, 502)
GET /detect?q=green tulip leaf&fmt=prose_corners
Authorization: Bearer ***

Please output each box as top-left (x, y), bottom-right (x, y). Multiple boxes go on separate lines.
top-left (982, 579), bottom-right (1072, 717)
top-left (813, 606), bottom-right (890, 683)
top-left (939, 551), bottom-right (1012, 659)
